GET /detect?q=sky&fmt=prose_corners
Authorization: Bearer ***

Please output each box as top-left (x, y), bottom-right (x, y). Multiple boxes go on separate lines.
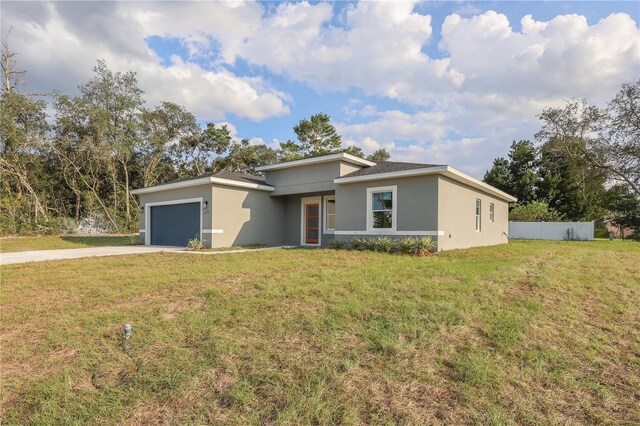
top-left (2, 1), bottom-right (639, 177)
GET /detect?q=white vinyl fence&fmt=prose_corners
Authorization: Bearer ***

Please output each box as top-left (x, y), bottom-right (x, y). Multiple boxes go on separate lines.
top-left (509, 221), bottom-right (594, 241)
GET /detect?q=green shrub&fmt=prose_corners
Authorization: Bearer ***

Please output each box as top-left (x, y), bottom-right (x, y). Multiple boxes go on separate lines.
top-left (413, 236), bottom-right (435, 254)
top-left (58, 217), bottom-right (78, 234)
top-left (328, 238), bottom-right (345, 249)
top-left (363, 238), bottom-right (377, 251)
top-left (509, 201), bottom-right (562, 222)
top-left (594, 227), bottom-right (608, 239)
top-left (349, 237), bottom-right (365, 250)
top-left (187, 235), bottom-right (205, 250)
top-left (396, 237), bottom-right (417, 254)
top-left (373, 236), bottom-right (394, 252)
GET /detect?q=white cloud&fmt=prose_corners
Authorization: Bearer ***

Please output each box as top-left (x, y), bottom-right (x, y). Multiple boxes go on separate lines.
top-left (2, 1), bottom-right (638, 175)
top-left (441, 11), bottom-right (640, 101)
top-left (230, 1), bottom-right (461, 103)
top-left (1, 1), bottom-right (289, 121)
top-left (335, 95), bottom-right (548, 177)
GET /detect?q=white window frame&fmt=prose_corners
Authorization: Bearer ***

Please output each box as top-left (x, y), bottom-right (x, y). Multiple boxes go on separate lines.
top-left (301, 196), bottom-right (322, 246)
top-left (489, 203), bottom-right (495, 223)
top-left (143, 197), bottom-right (203, 246)
top-left (323, 195), bottom-right (336, 234)
top-left (367, 185), bottom-right (397, 232)
top-left (475, 198), bottom-right (482, 232)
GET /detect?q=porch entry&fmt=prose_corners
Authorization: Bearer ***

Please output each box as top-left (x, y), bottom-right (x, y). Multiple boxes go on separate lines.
top-left (301, 196), bottom-right (321, 246)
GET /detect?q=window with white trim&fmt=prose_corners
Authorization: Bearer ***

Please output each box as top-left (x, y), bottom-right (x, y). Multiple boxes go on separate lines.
top-left (324, 196), bottom-right (335, 232)
top-left (475, 199), bottom-right (482, 231)
top-left (367, 186), bottom-right (397, 230)
top-left (489, 203), bottom-right (495, 223)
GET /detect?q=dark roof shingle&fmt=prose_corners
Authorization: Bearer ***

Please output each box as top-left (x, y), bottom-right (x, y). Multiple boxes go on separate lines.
top-left (340, 161), bottom-right (443, 178)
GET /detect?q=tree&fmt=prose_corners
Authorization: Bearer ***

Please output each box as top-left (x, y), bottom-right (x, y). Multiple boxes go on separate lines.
top-left (53, 94), bottom-right (120, 230)
top-left (538, 137), bottom-right (607, 221)
top-left (483, 140), bottom-right (538, 203)
top-left (509, 201), bottom-right (562, 222)
top-left (536, 80), bottom-right (640, 197)
top-left (137, 102), bottom-right (198, 187)
top-left (367, 148), bottom-right (390, 162)
top-left (171, 122), bottom-right (233, 177)
top-left (483, 157), bottom-right (510, 192)
top-left (213, 139), bottom-right (277, 174)
top-left (294, 113), bottom-right (341, 155)
top-left (279, 113), bottom-right (343, 160)
top-left (604, 185), bottom-right (640, 237)
top-left (0, 35), bottom-right (52, 232)
top-left (77, 61), bottom-right (144, 227)
top-left (343, 145), bottom-right (364, 158)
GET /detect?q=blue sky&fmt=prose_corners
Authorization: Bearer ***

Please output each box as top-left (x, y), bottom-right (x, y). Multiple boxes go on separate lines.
top-left (2, 1), bottom-right (639, 176)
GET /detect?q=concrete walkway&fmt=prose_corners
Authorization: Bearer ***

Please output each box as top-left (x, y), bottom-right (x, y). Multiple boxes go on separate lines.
top-left (0, 245), bottom-right (185, 265)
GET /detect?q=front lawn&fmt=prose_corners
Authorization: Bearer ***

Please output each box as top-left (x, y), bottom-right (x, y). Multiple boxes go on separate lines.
top-left (0, 235), bottom-right (138, 253)
top-left (1, 241), bottom-right (638, 424)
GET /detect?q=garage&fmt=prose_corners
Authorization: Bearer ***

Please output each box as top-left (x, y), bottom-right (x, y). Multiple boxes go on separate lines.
top-left (150, 202), bottom-right (200, 246)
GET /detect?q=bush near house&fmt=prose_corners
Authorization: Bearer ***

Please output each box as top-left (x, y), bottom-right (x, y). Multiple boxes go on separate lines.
top-left (329, 236), bottom-right (435, 255)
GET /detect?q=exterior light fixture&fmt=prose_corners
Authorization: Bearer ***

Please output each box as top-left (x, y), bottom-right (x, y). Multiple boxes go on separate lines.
top-left (203, 201), bottom-right (208, 210)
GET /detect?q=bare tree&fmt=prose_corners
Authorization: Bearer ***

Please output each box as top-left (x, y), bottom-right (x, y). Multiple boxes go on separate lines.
top-left (536, 80), bottom-right (640, 197)
top-left (1, 33), bottom-right (49, 225)
top-left (1, 29), bottom-right (26, 95)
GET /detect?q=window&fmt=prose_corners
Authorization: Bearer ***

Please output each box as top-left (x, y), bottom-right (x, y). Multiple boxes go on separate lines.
top-left (324, 196), bottom-right (335, 232)
top-left (475, 199), bottom-right (482, 231)
top-left (367, 186), bottom-right (397, 231)
top-left (489, 203), bottom-right (495, 223)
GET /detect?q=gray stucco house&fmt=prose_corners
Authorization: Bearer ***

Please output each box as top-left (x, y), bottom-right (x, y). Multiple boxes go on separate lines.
top-left (131, 153), bottom-right (517, 251)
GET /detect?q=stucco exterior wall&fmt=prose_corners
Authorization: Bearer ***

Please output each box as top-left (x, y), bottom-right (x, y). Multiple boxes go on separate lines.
top-left (340, 162), bottom-right (363, 176)
top-left (334, 175), bottom-right (440, 242)
top-left (437, 176), bottom-right (509, 251)
top-left (138, 184), bottom-right (214, 247)
top-left (211, 185), bottom-right (286, 248)
top-left (265, 160), bottom-right (364, 196)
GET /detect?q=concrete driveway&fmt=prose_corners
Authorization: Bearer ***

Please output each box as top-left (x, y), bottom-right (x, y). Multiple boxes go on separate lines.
top-left (0, 245), bottom-right (185, 265)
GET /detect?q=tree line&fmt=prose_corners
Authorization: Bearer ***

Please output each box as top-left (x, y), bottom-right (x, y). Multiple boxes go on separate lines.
top-left (0, 41), bottom-right (389, 235)
top-left (484, 79), bottom-right (639, 236)
top-left (2, 35), bottom-right (637, 237)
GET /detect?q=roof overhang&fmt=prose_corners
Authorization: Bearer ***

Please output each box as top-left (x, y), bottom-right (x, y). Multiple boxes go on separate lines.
top-left (334, 166), bottom-right (517, 203)
top-left (131, 176), bottom-right (274, 195)
top-left (255, 153), bottom-right (375, 172)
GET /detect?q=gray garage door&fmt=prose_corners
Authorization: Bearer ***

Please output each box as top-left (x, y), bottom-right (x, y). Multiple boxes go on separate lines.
top-left (150, 202), bottom-right (200, 246)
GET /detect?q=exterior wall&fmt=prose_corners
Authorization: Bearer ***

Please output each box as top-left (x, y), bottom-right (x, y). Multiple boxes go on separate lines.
top-left (340, 162), bottom-right (363, 176)
top-left (334, 175), bottom-right (440, 245)
top-left (265, 161), bottom-right (363, 196)
top-left (437, 176), bottom-right (509, 251)
top-left (138, 184), bottom-right (214, 247)
top-left (283, 192), bottom-right (335, 247)
top-left (211, 185), bottom-right (286, 248)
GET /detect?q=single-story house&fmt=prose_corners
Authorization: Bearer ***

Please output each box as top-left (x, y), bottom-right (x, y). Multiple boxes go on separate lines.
top-left (131, 153), bottom-right (517, 251)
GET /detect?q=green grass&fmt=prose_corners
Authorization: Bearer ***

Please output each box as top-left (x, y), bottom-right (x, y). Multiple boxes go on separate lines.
top-left (201, 244), bottom-right (269, 252)
top-left (0, 235), bottom-right (138, 253)
top-left (1, 240), bottom-right (639, 424)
